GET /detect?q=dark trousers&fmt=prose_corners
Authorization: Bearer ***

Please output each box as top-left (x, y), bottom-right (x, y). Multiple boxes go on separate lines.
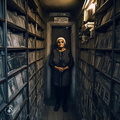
top-left (54, 85), bottom-right (69, 106)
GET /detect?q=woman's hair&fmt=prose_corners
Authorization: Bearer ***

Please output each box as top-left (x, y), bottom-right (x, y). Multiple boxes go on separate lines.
top-left (56, 37), bottom-right (66, 44)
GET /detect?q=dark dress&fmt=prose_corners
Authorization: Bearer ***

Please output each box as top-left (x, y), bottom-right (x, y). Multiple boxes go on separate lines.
top-left (49, 49), bottom-right (74, 111)
top-left (49, 49), bottom-right (74, 86)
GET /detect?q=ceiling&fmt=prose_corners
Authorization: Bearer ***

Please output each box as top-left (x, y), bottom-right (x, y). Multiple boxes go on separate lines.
top-left (39, 0), bottom-right (84, 13)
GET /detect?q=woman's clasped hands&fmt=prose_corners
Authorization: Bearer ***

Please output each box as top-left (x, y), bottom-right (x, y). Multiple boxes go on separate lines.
top-left (54, 66), bottom-right (69, 72)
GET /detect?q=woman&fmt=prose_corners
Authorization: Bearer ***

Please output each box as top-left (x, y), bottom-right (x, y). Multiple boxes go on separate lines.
top-left (49, 37), bottom-right (74, 112)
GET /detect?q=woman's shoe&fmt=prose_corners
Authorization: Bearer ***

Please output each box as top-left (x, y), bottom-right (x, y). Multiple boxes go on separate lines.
top-left (54, 104), bottom-right (60, 111)
top-left (63, 105), bottom-right (68, 112)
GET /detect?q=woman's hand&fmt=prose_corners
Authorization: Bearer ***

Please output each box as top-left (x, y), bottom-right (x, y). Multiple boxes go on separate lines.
top-left (54, 66), bottom-right (69, 72)
top-left (54, 66), bottom-right (64, 72)
top-left (63, 66), bottom-right (69, 71)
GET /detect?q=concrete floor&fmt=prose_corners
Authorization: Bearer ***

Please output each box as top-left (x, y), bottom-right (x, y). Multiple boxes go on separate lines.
top-left (44, 101), bottom-right (78, 120)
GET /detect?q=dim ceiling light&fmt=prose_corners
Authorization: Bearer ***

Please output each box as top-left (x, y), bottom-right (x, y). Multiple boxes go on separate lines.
top-left (40, 0), bottom-right (78, 6)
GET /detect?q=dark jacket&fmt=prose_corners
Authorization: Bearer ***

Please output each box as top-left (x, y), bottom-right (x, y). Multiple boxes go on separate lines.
top-left (49, 49), bottom-right (74, 86)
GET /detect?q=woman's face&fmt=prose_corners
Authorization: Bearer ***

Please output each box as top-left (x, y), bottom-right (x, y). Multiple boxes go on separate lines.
top-left (57, 39), bottom-right (65, 48)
